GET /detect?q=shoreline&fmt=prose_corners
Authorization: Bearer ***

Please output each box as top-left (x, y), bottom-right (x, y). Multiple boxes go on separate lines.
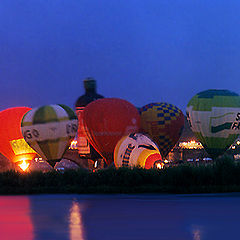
top-left (0, 156), bottom-right (240, 195)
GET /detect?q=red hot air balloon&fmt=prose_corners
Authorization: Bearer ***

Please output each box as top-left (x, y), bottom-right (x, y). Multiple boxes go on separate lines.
top-left (83, 98), bottom-right (140, 165)
top-left (0, 107), bottom-right (37, 170)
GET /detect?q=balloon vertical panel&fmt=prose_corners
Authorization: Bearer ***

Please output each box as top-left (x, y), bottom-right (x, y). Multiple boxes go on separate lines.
top-left (75, 107), bottom-right (90, 155)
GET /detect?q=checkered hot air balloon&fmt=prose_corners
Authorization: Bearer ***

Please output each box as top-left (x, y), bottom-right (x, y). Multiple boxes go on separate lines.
top-left (139, 102), bottom-right (184, 158)
top-left (21, 104), bottom-right (78, 167)
top-left (186, 89), bottom-right (240, 159)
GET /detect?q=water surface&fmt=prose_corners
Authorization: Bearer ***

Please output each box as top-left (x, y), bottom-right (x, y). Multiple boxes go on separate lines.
top-left (0, 193), bottom-right (239, 240)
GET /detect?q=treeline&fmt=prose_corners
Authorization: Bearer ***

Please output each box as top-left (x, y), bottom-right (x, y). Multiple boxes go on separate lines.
top-left (1, 155), bottom-right (240, 194)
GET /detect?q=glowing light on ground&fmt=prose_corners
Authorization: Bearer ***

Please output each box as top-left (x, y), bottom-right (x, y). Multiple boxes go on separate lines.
top-left (156, 162), bottom-right (164, 169)
top-left (34, 157), bottom-right (44, 162)
top-left (179, 140), bottom-right (203, 149)
top-left (18, 159), bottom-right (30, 172)
top-left (69, 140), bottom-right (78, 150)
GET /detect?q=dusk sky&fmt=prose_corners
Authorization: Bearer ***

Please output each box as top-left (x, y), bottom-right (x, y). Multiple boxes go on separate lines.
top-left (1, 0), bottom-right (240, 112)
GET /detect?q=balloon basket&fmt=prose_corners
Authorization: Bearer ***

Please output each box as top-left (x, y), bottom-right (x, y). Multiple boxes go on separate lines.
top-left (48, 160), bottom-right (59, 168)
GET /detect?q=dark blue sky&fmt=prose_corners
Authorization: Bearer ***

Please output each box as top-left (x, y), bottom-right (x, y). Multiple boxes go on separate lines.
top-left (1, 0), bottom-right (240, 112)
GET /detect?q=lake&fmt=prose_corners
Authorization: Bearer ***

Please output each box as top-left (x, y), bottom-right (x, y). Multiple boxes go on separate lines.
top-left (0, 193), bottom-right (239, 240)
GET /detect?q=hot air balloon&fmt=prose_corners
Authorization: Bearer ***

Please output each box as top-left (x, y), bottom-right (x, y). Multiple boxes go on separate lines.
top-left (186, 89), bottom-right (240, 159)
top-left (83, 98), bottom-right (140, 165)
top-left (21, 104), bottom-right (78, 167)
top-left (114, 133), bottom-right (163, 169)
top-left (139, 102), bottom-right (184, 158)
top-left (0, 107), bottom-right (37, 170)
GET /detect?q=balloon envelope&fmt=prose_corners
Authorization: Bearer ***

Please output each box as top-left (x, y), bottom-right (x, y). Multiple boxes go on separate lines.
top-left (114, 133), bottom-right (162, 169)
top-left (139, 102), bottom-right (184, 158)
top-left (21, 104), bottom-right (78, 167)
top-left (186, 89), bottom-right (240, 158)
top-left (0, 107), bottom-right (37, 165)
top-left (83, 98), bottom-right (140, 165)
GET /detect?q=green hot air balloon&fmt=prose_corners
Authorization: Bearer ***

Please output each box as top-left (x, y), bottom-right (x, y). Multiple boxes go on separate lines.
top-left (21, 104), bottom-right (78, 167)
top-left (186, 89), bottom-right (240, 159)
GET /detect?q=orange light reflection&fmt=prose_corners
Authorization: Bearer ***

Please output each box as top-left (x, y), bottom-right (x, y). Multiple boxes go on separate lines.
top-left (69, 201), bottom-right (86, 240)
top-left (0, 197), bottom-right (34, 240)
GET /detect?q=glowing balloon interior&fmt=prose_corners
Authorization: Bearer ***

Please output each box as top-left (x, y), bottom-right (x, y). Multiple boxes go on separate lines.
top-left (186, 89), bottom-right (240, 158)
top-left (114, 133), bottom-right (162, 169)
top-left (0, 107), bottom-right (37, 167)
top-left (83, 98), bottom-right (140, 165)
top-left (21, 104), bottom-right (78, 167)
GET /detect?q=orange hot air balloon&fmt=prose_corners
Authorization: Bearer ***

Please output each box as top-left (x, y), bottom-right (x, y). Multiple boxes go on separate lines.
top-left (83, 98), bottom-right (140, 165)
top-left (0, 107), bottom-right (37, 168)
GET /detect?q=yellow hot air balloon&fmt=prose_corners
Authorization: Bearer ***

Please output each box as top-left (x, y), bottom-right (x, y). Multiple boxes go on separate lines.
top-left (21, 104), bottom-right (78, 167)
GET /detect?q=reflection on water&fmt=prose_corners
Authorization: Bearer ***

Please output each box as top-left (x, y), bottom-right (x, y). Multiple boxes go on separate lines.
top-left (0, 194), bottom-right (239, 239)
top-left (0, 198), bottom-right (86, 240)
top-left (192, 225), bottom-right (202, 240)
top-left (0, 196), bottom-right (33, 240)
top-left (69, 201), bottom-right (85, 240)
top-left (29, 195), bottom-right (87, 240)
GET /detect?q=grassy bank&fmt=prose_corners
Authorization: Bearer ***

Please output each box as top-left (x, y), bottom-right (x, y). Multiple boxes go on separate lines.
top-left (1, 156), bottom-right (240, 194)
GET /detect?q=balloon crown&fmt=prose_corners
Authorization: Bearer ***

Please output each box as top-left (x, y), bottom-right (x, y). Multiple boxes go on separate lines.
top-left (84, 77), bottom-right (96, 91)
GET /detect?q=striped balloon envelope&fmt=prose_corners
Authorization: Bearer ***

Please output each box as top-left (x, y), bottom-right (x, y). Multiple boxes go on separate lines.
top-left (139, 102), bottom-right (184, 158)
top-left (114, 133), bottom-right (162, 169)
top-left (21, 104), bottom-right (78, 167)
top-left (186, 89), bottom-right (240, 158)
